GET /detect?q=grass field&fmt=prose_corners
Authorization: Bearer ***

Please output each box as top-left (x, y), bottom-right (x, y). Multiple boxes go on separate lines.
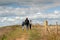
top-left (0, 25), bottom-right (60, 40)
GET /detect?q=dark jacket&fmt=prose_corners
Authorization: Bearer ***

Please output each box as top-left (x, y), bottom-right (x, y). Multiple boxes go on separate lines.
top-left (22, 22), bottom-right (25, 26)
top-left (25, 19), bottom-right (29, 25)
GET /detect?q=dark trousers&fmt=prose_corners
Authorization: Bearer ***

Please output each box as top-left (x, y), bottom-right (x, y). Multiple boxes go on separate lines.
top-left (30, 24), bottom-right (31, 30)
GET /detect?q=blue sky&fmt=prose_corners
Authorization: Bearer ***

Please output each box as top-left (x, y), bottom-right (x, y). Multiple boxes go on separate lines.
top-left (0, 0), bottom-right (60, 26)
top-left (42, 6), bottom-right (60, 13)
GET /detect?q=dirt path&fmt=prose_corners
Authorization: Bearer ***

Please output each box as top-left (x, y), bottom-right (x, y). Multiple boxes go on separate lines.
top-left (16, 33), bottom-right (29, 40)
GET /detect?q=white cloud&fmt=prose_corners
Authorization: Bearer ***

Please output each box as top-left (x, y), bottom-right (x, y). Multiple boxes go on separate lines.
top-left (1, 17), bottom-right (7, 22)
top-left (15, 17), bottom-right (20, 19)
top-left (0, 6), bottom-right (28, 16)
top-left (0, 0), bottom-right (60, 10)
top-left (0, 17), bottom-right (25, 23)
top-left (0, 0), bottom-right (60, 26)
top-left (27, 11), bottom-right (60, 19)
top-left (0, 6), bottom-right (60, 19)
top-left (54, 10), bottom-right (60, 15)
top-left (0, 17), bottom-right (15, 23)
top-left (7, 18), bottom-right (15, 21)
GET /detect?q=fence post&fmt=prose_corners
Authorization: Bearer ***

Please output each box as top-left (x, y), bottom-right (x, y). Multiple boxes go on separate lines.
top-left (44, 20), bottom-right (48, 34)
top-left (56, 22), bottom-right (58, 40)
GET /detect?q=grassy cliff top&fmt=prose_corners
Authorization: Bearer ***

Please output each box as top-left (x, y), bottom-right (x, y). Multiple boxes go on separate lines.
top-left (0, 25), bottom-right (60, 40)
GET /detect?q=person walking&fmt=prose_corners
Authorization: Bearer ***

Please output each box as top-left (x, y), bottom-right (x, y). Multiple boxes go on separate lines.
top-left (25, 18), bottom-right (29, 30)
top-left (29, 20), bottom-right (32, 30)
top-left (22, 21), bottom-right (25, 30)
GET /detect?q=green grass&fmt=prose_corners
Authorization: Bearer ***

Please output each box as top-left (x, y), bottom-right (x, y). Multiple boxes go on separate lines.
top-left (1, 26), bottom-right (29, 40)
top-left (2, 35), bottom-right (7, 40)
top-left (0, 25), bottom-right (60, 40)
top-left (4, 26), bottom-right (27, 40)
top-left (28, 28), bottom-right (41, 40)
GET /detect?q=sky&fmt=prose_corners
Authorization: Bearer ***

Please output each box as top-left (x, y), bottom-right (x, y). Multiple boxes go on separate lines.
top-left (0, 0), bottom-right (60, 26)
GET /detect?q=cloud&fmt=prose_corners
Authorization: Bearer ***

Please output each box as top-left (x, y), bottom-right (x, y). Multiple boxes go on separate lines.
top-left (1, 17), bottom-right (7, 22)
top-left (27, 11), bottom-right (60, 19)
top-left (0, 0), bottom-right (60, 26)
top-left (0, 6), bottom-right (60, 19)
top-left (0, 17), bottom-right (15, 22)
top-left (0, 6), bottom-right (29, 17)
top-left (0, 0), bottom-right (60, 9)
top-left (54, 10), bottom-right (60, 14)
top-left (7, 18), bottom-right (15, 21)
top-left (0, 16), bottom-right (26, 23)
